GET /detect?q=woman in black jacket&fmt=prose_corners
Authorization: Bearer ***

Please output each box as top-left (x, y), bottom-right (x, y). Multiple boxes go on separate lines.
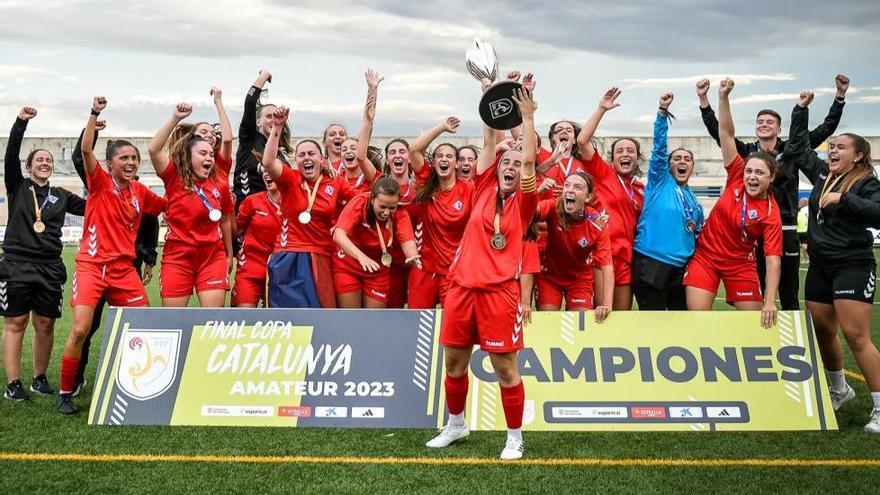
top-left (1, 107), bottom-right (85, 401)
top-left (790, 90), bottom-right (880, 433)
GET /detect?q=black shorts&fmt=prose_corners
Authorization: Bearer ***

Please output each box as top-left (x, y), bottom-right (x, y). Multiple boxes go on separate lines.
top-left (0, 256), bottom-right (67, 318)
top-left (805, 260), bottom-right (876, 305)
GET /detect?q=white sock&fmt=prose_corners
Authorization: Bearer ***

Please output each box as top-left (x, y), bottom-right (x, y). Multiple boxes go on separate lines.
top-left (507, 428), bottom-right (522, 442)
top-left (871, 392), bottom-right (880, 409)
top-left (448, 412), bottom-right (465, 427)
top-left (827, 369), bottom-right (846, 392)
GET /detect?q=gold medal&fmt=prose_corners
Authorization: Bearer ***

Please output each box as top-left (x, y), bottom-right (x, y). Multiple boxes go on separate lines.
top-left (33, 220), bottom-right (45, 233)
top-left (490, 232), bottom-right (507, 250)
top-left (381, 253), bottom-right (393, 267)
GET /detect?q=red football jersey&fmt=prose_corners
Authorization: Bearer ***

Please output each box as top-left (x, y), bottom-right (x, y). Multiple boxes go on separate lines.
top-left (159, 162), bottom-right (233, 246)
top-left (215, 151), bottom-right (233, 177)
top-left (694, 155), bottom-right (782, 263)
top-left (582, 152), bottom-right (644, 265)
top-left (274, 167), bottom-right (359, 254)
top-left (236, 191), bottom-right (282, 271)
top-left (77, 165), bottom-right (166, 263)
top-left (537, 147), bottom-right (586, 199)
top-left (448, 162), bottom-right (539, 289)
top-left (335, 172), bottom-right (372, 210)
top-left (536, 200), bottom-right (612, 286)
top-left (333, 193), bottom-right (415, 271)
top-left (411, 178), bottom-right (476, 275)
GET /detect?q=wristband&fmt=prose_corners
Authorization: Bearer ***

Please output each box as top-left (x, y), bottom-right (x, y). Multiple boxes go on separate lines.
top-left (835, 95), bottom-right (845, 103)
top-left (90, 109), bottom-right (101, 116)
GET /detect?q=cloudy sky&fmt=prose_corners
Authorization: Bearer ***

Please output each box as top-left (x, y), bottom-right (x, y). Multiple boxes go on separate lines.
top-left (1, 0), bottom-right (879, 138)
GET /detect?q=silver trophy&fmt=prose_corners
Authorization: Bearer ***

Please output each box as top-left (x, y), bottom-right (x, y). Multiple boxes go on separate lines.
top-left (466, 38), bottom-right (499, 83)
top-left (466, 38), bottom-right (522, 130)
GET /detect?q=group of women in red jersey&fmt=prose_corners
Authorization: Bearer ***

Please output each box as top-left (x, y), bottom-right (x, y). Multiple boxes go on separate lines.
top-left (3, 65), bottom-right (879, 454)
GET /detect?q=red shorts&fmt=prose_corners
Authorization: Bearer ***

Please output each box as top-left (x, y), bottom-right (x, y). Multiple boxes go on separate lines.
top-left (613, 256), bottom-right (631, 286)
top-left (684, 251), bottom-right (762, 304)
top-left (441, 280), bottom-right (524, 353)
top-left (407, 268), bottom-right (450, 309)
top-left (536, 274), bottom-right (594, 309)
top-left (70, 259), bottom-right (149, 308)
top-left (333, 266), bottom-right (389, 304)
top-left (160, 240), bottom-right (229, 298)
top-left (231, 272), bottom-right (265, 306)
top-left (387, 263), bottom-right (409, 309)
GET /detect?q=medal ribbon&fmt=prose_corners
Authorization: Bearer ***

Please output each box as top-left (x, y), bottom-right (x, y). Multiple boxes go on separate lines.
top-left (376, 220), bottom-right (393, 256)
top-left (193, 185), bottom-right (217, 216)
top-left (301, 177), bottom-right (321, 214)
top-left (616, 174), bottom-right (640, 209)
top-left (30, 186), bottom-right (50, 225)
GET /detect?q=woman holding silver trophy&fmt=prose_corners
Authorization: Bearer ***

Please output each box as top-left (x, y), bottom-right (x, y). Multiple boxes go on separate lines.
top-left (427, 39), bottom-right (539, 460)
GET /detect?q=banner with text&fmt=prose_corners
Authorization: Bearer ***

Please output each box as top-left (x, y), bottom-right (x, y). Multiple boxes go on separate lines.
top-left (88, 309), bottom-right (836, 431)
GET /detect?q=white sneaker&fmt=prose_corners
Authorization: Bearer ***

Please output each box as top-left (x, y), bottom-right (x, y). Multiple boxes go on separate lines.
top-left (425, 423), bottom-right (469, 448)
top-left (830, 384), bottom-right (856, 411)
top-left (864, 408), bottom-right (880, 434)
top-left (500, 436), bottom-right (524, 460)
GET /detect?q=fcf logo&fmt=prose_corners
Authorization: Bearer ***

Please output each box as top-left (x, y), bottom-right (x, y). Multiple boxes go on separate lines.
top-left (489, 98), bottom-right (513, 119)
top-left (115, 327), bottom-right (182, 401)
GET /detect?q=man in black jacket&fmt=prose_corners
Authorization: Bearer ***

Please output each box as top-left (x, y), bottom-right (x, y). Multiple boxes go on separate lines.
top-left (696, 74), bottom-right (850, 310)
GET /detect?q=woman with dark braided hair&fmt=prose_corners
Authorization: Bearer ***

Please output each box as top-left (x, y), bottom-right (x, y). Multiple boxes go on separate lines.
top-left (264, 70), bottom-right (380, 308)
top-left (405, 118), bottom-right (472, 309)
top-left (57, 97), bottom-right (165, 414)
top-left (148, 102), bottom-right (234, 308)
top-left (2, 106), bottom-right (85, 403)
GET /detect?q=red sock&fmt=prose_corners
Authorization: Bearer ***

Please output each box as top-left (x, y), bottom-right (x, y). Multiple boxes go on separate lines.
top-left (500, 381), bottom-right (525, 429)
top-left (60, 355), bottom-right (80, 394)
top-left (445, 374), bottom-right (469, 415)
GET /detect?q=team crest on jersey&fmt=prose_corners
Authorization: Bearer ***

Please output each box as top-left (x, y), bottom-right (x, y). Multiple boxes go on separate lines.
top-left (325, 185), bottom-right (335, 195)
top-left (211, 188), bottom-right (220, 198)
top-left (454, 200), bottom-right (463, 211)
top-left (748, 209), bottom-right (759, 219)
top-left (578, 237), bottom-right (589, 248)
top-left (116, 328), bottom-right (181, 401)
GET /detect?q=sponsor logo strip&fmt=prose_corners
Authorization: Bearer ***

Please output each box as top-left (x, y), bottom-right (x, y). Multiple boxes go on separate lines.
top-left (201, 406), bottom-right (274, 417)
top-left (545, 402), bottom-right (748, 423)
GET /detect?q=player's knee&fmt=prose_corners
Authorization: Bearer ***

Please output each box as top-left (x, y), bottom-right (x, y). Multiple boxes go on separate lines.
top-left (70, 325), bottom-right (90, 342)
top-left (843, 327), bottom-right (873, 352)
top-left (31, 315), bottom-right (55, 334)
top-left (493, 363), bottom-right (520, 387)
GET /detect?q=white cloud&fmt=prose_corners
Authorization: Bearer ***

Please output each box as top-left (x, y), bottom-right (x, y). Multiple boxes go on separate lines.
top-left (383, 68), bottom-right (461, 92)
top-left (0, 64), bottom-right (77, 84)
top-left (855, 96), bottom-right (880, 104)
top-left (624, 74), bottom-right (795, 89)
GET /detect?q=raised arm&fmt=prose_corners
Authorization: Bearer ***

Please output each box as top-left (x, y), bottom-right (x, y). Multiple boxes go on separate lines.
top-left (261, 106), bottom-right (289, 179)
top-left (475, 78), bottom-right (499, 176)
top-left (81, 97), bottom-right (108, 177)
top-left (355, 69), bottom-right (382, 182)
top-left (5, 107), bottom-right (36, 192)
top-left (698, 78), bottom-right (749, 157)
top-left (788, 91), bottom-right (827, 184)
top-left (148, 103), bottom-right (192, 175)
top-left (211, 86), bottom-right (234, 162)
top-left (73, 118), bottom-right (105, 187)
top-left (409, 117), bottom-right (460, 174)
top-left (239, 70), bottom-right (271, 148)
top-left (513, 87), bottom-right (538, 179)
top-left (648, 92), bottom-right (673, 185)
top-left (717, 78), bottom-right (737, 167)
top-left (577, 87), bottom-right (621, 162)
top-left (807, 74), bottom-right (849, 148)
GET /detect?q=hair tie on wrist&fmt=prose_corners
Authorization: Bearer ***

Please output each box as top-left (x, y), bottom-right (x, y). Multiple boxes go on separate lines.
top-left (91, 109), bottom-right (101, 116)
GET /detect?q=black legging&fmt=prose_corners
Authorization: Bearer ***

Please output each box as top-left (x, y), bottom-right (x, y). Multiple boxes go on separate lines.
top-left (756, 229), bottom-right (800, 310)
